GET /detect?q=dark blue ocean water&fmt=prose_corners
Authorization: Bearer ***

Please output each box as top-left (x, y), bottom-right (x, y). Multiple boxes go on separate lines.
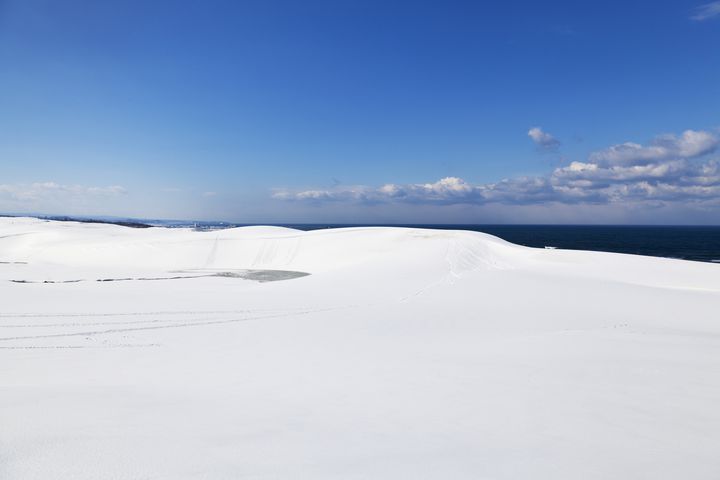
top-left (157, 221), bottom-right (720, 264)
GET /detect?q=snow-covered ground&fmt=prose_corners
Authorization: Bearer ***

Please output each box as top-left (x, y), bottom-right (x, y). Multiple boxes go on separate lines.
top-left (1, 216), bottom-right (719, 479)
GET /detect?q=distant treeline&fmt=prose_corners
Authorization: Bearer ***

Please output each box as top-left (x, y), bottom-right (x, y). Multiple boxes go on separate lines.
top-left (0, 214), bottom-right (152, 229)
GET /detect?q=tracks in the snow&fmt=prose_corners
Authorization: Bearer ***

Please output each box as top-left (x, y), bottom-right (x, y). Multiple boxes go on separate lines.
top-left (0, 306), bottom-right (339, 349)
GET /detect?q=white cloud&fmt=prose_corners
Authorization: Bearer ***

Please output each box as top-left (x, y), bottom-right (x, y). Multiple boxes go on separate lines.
top-left (0, 182), bottom-right (126, 201)
top-left (0, 182), bottom-right (127, 212)
top-left (274, 129), bottom-right (720, 209)
top-left (528, 127), bottom-right (561, 150)
top-left (691, 1), bottom-right (720, 20)
top-left (589, 130), bottom-right (718, 166)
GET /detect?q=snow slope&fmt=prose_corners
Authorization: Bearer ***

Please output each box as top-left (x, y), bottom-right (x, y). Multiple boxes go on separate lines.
top-left (1, 217), bottom-right (719, 479)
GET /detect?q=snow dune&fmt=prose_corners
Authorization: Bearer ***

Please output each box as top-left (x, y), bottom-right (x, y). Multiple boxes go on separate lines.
top-left (1, 217), bottom-right (719, 479)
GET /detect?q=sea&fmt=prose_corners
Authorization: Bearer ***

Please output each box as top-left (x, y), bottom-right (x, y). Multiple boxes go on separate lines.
top-left (151, 221), bottom-right (720, 264)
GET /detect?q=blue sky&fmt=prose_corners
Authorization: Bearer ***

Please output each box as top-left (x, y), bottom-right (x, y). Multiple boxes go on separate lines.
top-left (1, 0), bottom-right (719, 223)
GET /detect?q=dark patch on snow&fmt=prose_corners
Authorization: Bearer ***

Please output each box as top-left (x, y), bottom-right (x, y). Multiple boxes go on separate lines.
top-left (8, 269), bottom-right (310, 285)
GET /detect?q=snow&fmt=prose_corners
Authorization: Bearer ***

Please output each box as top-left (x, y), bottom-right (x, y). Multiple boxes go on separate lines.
top-left (1, 216), bottom-right (719, 479)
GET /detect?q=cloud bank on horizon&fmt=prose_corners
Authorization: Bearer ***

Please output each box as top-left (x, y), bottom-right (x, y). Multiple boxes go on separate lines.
top-left (0, 182), bottom-right (126, 201)
top-left (275, 128), bottom-right (720, 210)
top-left (0, 182), bottom-right (126, 214)
top-left (3, 128), bottom-right (720, 224)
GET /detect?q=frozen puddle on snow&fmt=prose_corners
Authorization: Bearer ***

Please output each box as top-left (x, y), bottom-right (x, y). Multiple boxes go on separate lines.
top-left (174, 269), bottom-right (311, 282)
top-left (8, 269), bottom-right (310, 284)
